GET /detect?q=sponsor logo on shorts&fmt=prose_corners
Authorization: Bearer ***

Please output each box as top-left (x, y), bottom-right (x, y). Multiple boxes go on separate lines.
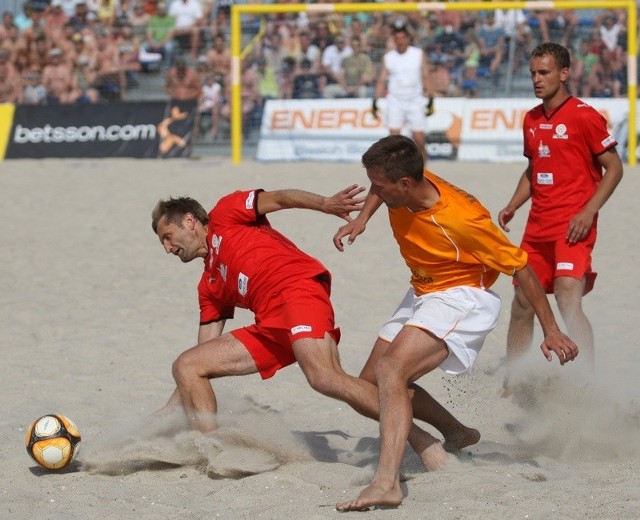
top-left (557, 262), bottom-right (574, 271)
top-left (291, 325), bottom-right (313, 335)
top-left (238, 272), bottom-right (249, 296)
top-left (245, 191), bottom-right (255, 210)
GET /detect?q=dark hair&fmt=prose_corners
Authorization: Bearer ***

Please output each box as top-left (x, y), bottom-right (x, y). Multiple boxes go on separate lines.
top-left (362, 135), bottom-right (425, 182)
top-left (531, 42), bottom-right (570, 69)
top-left (151, 197), bottom-right (209, 233)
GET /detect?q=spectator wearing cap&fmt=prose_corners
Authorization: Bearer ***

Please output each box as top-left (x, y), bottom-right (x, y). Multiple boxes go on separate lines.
top-left (373, 19), bottom-right (433, 160)
top-left (68, 30), bottom-right (98, 71)
top-left (168, 0), bottom-right (203, 60)
top-left (143, 1), bottom-right (175, 68)
top-left (0, 48), bottom-right (23, 102)
top-left (41, 47), bottom-right (74, 103)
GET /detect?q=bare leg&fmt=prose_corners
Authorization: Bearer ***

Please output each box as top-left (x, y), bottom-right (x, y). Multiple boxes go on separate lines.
top-left (361, 338), bottom-right (479, 451)
top-left (411, 130), bottom-right (428, 164)
top-left (170, 334), bottom-right (259, 432)
top-left (554, 276), bottom-right (593, 368)
top-left (503, 286), bottom-right (536, 396)
top-left (336, 327), bottom-right (450, 511)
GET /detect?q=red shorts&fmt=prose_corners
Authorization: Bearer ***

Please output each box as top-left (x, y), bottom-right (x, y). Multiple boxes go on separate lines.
top-left (231, 274), bottom-right (341, 380)
top-left (516, 231), bottom-right (597, 295)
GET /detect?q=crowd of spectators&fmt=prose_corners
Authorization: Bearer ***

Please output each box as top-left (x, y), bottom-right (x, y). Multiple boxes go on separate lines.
top-left (0, 1), bottom-right (631, 135)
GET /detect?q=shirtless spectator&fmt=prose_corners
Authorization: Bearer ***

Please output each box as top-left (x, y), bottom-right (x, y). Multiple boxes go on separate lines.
top-left (0, 11), bottom-right (15, 40)
top-left (26, 32), bottom-right (50, 71)
top-left (41, 47), bottom-right (74, 103)
top-left (168, 0), bottom-right (203, 60)
top-left (1, 22), bottom-right (23, 61)
top-left (221, 58), bottom-right (260, 137)
top-left (44, 0), bottom-right (69, 43)
top-left (68, 54), bottom-right (99, 103)
top-left (94, 29), bottom-right (124, 100)
top-left (0, 48), bottom-right (23, 102)
top-left (68, 31), bottom-right (98, 71)
top-left (533, 9), bottom-right (578, 47)
top-left (205, 33), bottom-right (230, 83)
top-left (165, 56), bottom-right (201, 101)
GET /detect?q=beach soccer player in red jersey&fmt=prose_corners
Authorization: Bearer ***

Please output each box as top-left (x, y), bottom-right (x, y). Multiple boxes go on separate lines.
top-left (150, 185), bottom-right (481, 473)
top-left (332, 135), bottom-right (578, 511)
top-left (498, 42), bottom-right (623, 395)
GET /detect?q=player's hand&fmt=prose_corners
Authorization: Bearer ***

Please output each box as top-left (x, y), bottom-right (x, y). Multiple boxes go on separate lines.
top-left (425, 96), bottom-right (434, 117)
top-left (566, 209), bottom-right (595, 244)
top-left (333, 218), bottom-right (367, 252)
top-left (323, 184), bottom-right (366, 221)
top-left (371, 98), bottom-right (378, 120)
top-left (539, 330), bottom-right (579, 365)
top-left (498, 206), bottom-right (515, 232)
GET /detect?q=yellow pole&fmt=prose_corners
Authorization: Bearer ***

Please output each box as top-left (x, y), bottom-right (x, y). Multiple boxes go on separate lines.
top-left (230, 7), bottom-right (242, 165)
top-left (627, 1), bottom-right (637, 165)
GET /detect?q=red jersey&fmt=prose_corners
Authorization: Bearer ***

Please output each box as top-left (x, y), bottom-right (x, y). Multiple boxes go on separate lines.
top-left (198, 190), bottom-right (329, 324)
top-left (522, 96), bottom-right (617, 241)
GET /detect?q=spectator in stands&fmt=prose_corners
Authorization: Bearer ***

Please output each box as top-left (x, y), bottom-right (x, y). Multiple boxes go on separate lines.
top-left (44, 0), bottom-right (69, 45)
top-left (0, 11), bottom-right (14, 40)
top-left (22, 68), bottom-right (46, 104)
top-left (14, 3), bottom-right (34, 34)
top-left (324, 36), bottom-right (373, 98)
top-left (198, 72), bottom-right (222, 139)
top-left (477, 11), bottom-right (506, 84)
top-left (311, 19), bottom-right (333, 54)
top-left (293, 28), bottom-right (321, 72)
top-left (321, 32), bottom-right (352, 88)
top-left (221, 57), bottom-right (260, 137)
top-left (42, 47), bottom-right (74, 103)
top-left (68, 54), bottom-right (100, 103)
top-left (584, 46), bottom-right (626, 98)
top-left (69, 31), bottom-right (98, 70)
top-left (205, 33), bottom-right (230, 83)
top-left (255, 55), bottom-right (279, 101)
top-left (165, 56), bottom-right (201, 101)
top-left (570, 39), bottom-right (599, 96)
top-left (598, 11), bottom-right (624, 60)
top-left (494, 9), bottom-right (532, 72)
top-left (118, 23), bottom-right (142, 87)
top-left (97, 0), bottom-right (119, 28)
top-left (0, 48), bottom-right (23, 102)
top-left (129, 2), bottom-right (152, 40)
top-left (262, 31), bottom-right (287, 80)
top-left (1, 22), bottom-right (22, 60)
top-left (168, 0), bottom-right (203, 60)
top-left (26, 32), bottom-right (50, 71)
top-left (143, 1), bottom-right (174, 69)
top-left (22, 4), bottom-right (46, 42)
top-left (427, 39), bottom-right (460, 97)
top-left (461, 29), bottom-right (480, 97)
top-left (69, 2), bottom-right (91, 32)
top-left (291, 56), bottom-right (324, 99)
top-left (94, 28), bottom-right (125, 100)
top-left (533, 9), bottom-right (578, 47)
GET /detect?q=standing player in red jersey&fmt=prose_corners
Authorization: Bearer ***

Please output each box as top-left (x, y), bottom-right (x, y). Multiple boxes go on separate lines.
top-left (498, 42), bottom-right (623, 393)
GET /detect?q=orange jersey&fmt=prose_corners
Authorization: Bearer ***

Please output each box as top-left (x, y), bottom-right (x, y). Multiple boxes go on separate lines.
top-left (388, 171), bottom-right (528, 295)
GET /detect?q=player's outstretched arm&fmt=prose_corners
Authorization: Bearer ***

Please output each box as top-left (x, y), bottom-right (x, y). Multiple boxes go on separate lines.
top-left (513, 265), bottom-right (579, 365)
top-left (256, 185), bottom-right (366, 220)
top-left (333, 189), bottom-right (384, 252)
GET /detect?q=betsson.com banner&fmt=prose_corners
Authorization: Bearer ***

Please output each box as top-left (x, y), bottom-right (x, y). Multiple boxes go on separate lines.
top-left (4, 101), bottom-right (197, 159)
top-left (256, 98), bottom-right (634, 163)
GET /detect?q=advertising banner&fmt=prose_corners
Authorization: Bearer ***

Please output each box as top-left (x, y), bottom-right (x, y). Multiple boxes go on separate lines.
top-left (256, 98), bottom-right (635, 163)
top-left (4, 101), bottom-right (196, 159)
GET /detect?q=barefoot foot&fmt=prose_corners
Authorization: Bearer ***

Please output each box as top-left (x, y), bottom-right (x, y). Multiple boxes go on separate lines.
top-left (443, 427), bottom-right (481, 452)
top-left (336, 482), bottom-right (403, 512)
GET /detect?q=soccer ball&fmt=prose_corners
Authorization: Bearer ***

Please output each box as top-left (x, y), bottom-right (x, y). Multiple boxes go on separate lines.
top-left (25, 414), bottom-right (81, 470)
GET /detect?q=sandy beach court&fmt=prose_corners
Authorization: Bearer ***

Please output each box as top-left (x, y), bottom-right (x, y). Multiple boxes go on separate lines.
top-left (2, 157), bottom-right (639, 519)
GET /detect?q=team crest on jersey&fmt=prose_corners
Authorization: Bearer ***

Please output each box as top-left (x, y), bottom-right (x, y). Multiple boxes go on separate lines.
top-left (212, 234), bottom-right (222, 254)
top-left (538, 141), bottom-right (551, 158)
top-left (553, 124), bottom-right (568, 139)
top-left (238, 272), bottom-right (249, 296)
top-left (217, 263), bottom-right (228, 281)
top-left (245, 191), bottom-right (255, 210)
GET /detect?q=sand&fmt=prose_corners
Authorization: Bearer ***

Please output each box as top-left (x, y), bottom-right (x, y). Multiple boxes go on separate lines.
top-left (2, 157), bottom-right (639, 519)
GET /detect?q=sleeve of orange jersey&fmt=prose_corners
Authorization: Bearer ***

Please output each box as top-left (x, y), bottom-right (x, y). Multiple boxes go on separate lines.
top-left (457, 210), bottom-right (528, 275)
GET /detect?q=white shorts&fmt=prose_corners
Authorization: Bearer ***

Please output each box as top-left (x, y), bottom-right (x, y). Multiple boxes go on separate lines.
top-left (378, 286), bottom-right (502, 375)
top-left (385, 94), bottom-right (427, 132)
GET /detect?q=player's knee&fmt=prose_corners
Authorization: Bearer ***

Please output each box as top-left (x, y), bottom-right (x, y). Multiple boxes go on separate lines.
top-left (374, 355), bottom-right (405, 384)
top-left (172, 352), bottom-right (196, 383)
top-left (304, 369), bottom-right (337, 396)
top-left (511, 291), bottom-right (534, 319)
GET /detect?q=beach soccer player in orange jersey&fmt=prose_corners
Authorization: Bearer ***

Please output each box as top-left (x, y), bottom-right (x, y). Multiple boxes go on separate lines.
top-left (333, 135), bottom-right (579, 511)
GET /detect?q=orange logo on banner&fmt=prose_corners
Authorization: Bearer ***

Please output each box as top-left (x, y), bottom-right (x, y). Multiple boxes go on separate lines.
top-left (470, 109), bottom-right (528, 130)
top-left (271, 109), bottom-right (381, 130)
top-left (157, 106), bottom-right (188, 154)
